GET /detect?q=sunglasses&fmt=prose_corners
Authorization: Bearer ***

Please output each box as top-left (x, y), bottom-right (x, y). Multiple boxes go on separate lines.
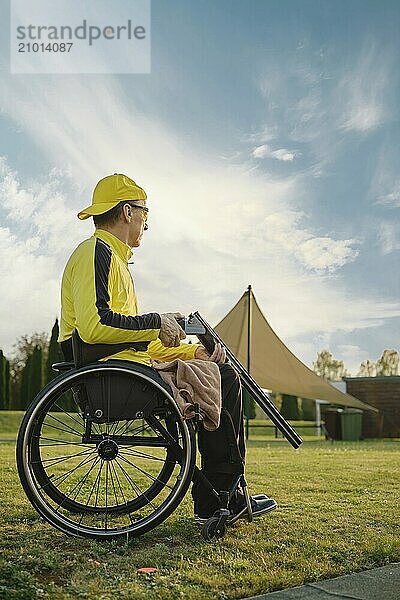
top-left (125, 202), bottom-right (149, 230)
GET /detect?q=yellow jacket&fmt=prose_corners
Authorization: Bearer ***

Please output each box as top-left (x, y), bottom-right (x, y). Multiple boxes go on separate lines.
top-left (58, 228), bottom-right (199, 366)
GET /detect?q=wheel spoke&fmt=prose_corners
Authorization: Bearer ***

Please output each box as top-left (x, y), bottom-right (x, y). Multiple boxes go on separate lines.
top-left (110, 460), bottom-right (127, 506)
top-left (78, 460), bottom-right (104, 524)
top-left (109, 418), bottom-right (136, 437)
top-left (118, 454), bottom-right (174, 491)
top-left (67, 388), bottom-right (103, 436)
top-left (40, 449), bottom-right (98, 489)
top-left (50, 453), bottom-right (100, 515)
top-left (45, 412), bottom-right (84, 437)
top-left (53, 403), bottom-right (85, 429)
top-left (114, 419), bottom-right (153, 439)
top-left (40, 421), bottom-right (83, 439)
top-left (114, 457), bottom-right (158, 512)
top-left (118, 447), bottom-right (170, 464)
top-left (109, 460), bottom-right (135, 525)
top-left (94, 459), bottom-right (105, 509)
top-left (68, 456), bottom-right (101, 504)
top-left (108, 458), bottom-right (119, 507)
top-left (104, 461), bottom-right (109, 530)
top-left (32, 447), bottom-right (93, 468)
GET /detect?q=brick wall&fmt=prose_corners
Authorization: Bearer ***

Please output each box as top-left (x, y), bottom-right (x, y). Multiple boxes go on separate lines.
top-left (345, 377), bottom-right (400, 438)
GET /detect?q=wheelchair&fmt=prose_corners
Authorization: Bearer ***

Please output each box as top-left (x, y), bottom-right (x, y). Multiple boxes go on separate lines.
top-left (16, 329), bottom-right (254, 541)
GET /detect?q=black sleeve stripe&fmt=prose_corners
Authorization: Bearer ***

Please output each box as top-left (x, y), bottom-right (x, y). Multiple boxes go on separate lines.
top-left (94, 238), bottom-right (161, 331)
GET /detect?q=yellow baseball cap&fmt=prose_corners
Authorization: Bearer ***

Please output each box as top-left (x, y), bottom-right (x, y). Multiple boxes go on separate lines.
top-left (78, 173), bottom-right (147, 220)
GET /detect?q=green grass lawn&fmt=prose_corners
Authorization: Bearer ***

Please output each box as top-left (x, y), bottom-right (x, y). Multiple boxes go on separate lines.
top-left (1, 412), bottom-right (399, 600)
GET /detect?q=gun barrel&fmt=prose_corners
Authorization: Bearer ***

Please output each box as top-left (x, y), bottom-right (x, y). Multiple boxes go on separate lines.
top-left (192, 312), bottom-right (303, 449)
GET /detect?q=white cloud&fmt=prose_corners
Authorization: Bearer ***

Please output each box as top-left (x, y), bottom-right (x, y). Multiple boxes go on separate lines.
top-left (369, 147), bottom-right (400, 209)
top-left (377, 221), bottom-right (400, 255)
top-left (0, 225), bottom-right (60, 349)
top-left (336, 344), bottom-right (370, 375)
top-left (0, 158), bottom-right (84, 255)
top-left (270, 148), bottom-right (296, 162)
top-left (260, 209), bottom-right (359, 273)
top-left (341, 103), bottom-right (383, 133)
top-left (290, 340), bottom-right (370, 376)
top-left (252, 144), bottom-right (296, 162)
top-left (241, 125), bottom-right (278, 144)
top-left (338, 44), bottom-right (390, 133)
top-left (376, 182), bottom-right (400, 209)
top-left (298, 237), bottom-right (359, 272)
top-left (0, 159), bottom-right (88, 353)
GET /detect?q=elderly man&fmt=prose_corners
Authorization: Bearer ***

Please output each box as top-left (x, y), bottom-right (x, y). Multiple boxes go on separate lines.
top-left (58, 173), bottom-right (276, 523)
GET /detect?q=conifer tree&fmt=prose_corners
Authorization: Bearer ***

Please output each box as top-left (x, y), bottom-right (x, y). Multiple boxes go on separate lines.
top-left (19, 354), bottom-right (32, 410)
top-left (242, 388), bottom-right (256, 420)
top-left (45, 319), bottom-right (63, 385)
top-left (28, 345), bottom-right (43, 406)
top-left (301, 397), bottom-right (315, 420)
top-left (0, 350), bottom-right (6, 410)
top-left (280, 394), bottom-right (300, 420)
top-left (4, 358), bottom-right (10, 409)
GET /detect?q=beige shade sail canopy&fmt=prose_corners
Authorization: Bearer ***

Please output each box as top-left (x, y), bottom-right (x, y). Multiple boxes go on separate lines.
top-left (214, 287), bottom-right (375, 412)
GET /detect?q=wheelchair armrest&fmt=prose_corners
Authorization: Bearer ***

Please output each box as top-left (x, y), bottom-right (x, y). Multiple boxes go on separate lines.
top-left (52, 361), bottom-right (75, 372)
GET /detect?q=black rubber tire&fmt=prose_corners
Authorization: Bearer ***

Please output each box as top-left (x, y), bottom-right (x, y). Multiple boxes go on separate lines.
top-left (16, 364), bottom-right (196, 540)
top-left (201, 517), bottom-right (227, 541)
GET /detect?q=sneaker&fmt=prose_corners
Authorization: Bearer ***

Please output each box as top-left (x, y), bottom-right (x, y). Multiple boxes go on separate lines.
top-left (194, 493), bottom-right (277, 525)
top-left (229, 494), bottom-right (278, 524)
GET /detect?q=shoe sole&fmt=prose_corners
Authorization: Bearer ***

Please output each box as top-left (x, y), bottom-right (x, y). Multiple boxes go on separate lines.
top-left (194, 500), bottom-right (278, 526)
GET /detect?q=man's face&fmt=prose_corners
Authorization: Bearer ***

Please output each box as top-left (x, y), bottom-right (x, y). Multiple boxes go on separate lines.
top-left (126, 201), bottom-right (148, 247)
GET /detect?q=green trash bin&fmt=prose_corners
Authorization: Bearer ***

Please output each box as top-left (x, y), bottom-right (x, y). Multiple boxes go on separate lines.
top-left (340, 409), bottom-right (363, 441)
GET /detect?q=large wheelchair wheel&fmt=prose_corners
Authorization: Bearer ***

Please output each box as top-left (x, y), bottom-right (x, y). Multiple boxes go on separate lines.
top-left (16, 363), bottom-right (196, 540)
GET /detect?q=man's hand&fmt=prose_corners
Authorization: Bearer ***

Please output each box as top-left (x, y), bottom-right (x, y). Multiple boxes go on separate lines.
top-left (195, 342), bottom-right (226, 364)
top-left (159, 312), bottom-right (186, 348)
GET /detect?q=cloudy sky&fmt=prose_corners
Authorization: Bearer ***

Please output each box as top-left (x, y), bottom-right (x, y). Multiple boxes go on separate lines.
top-left (0, 0), bottom-right (399, 374)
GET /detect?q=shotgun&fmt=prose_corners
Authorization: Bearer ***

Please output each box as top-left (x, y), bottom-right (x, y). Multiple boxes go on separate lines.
top-left (178, 313), bottom-right (303, 449)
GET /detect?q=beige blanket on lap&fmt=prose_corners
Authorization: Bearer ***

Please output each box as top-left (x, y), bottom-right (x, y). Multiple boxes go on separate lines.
top-left (153, 359), bottom-right (221, 431)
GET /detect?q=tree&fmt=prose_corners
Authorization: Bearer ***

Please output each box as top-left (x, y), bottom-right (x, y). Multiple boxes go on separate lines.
top-left (0, 351), bottom-right (4, 409)
top-left (28, 345), bottom-right (43, 405)
top-left (4, 359), bottom-right (10, 409)
top-left (0, 350), bottom-right (10, 410)
top-left (313, 350), bottom-right (350, 381)
top-left (242, 388), bottom-right (256, 420)
top-left (8, 331), bottom-right (49, 411)
top-left (18, 354), bottom-right (32, 410)
top-left (357, 359), bottom-right (376, 377)
top-left (16, 345), bottom-right (43, 410)
top-left (45, 319), bottom-right (63, 385)
top-left (301, 397), bottom-right (315, 421)
top-left (357, 350), bottom-right (399, 377)
top-left (280, 394), bottom-right (301, 420)
top-left (376, 349), bottom-right (399, 376)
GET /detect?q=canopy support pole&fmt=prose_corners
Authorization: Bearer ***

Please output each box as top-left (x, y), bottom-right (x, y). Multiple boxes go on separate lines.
top-left (315, 400), bottom-right (322, 437)
top-left (245, 284), bottom-right (251, 437)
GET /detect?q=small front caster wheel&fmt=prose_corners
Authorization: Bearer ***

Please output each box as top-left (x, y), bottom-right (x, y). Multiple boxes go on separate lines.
top-left (201, 517), bottom-right (227, 541)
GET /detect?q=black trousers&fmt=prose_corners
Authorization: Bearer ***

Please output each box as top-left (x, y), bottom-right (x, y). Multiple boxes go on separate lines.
top-left (191, 363), bottom-right (246, 511)
top-left (198, 363), bottom-right (245, 475)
